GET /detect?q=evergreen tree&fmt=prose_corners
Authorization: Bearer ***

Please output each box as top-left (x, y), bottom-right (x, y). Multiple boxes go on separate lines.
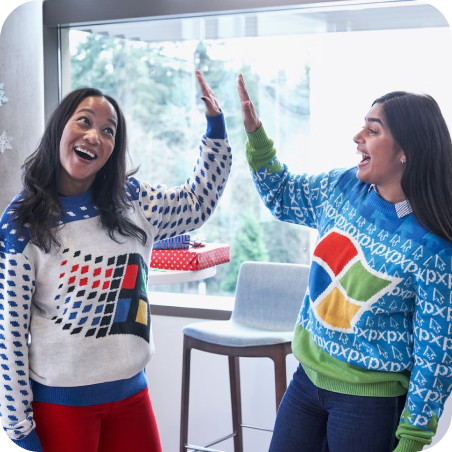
top-left (222, 210), bottom-right (269, 293)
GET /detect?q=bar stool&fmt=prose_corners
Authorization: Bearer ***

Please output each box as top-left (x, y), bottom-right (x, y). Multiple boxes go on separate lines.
top-left (180, 261), bottom-right (310, 452)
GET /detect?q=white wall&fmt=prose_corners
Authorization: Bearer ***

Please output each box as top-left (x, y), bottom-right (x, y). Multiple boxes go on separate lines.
top-left (0, 0), bottom-right (44, 214)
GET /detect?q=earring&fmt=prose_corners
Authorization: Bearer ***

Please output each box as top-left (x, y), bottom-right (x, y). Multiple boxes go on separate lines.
top-left (401, 159), bottom-right (405, 164)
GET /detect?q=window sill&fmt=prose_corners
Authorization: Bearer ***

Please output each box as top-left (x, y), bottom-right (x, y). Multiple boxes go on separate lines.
top-left (148, 291), bottom-right (234, 320)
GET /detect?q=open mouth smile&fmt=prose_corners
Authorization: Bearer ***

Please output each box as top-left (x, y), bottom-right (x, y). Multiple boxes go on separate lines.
top-left (357, 150), bottom-right (371, 166)
top-left (74, 146), bottom-right (96, 161)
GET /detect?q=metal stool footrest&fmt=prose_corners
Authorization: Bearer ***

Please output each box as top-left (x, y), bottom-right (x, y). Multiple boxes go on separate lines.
top-left (241, 423), bottom-right (273, 433)
top-left (185, 445), bottom-right (226, 452)
top-left (184, 424), bottom-right (273, 452)
top-left (185, 432), bottom-right (237, 452)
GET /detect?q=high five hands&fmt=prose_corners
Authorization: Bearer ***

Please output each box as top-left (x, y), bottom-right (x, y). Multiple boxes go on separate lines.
top-left (196, 70), bottom-right (221, 117)
top-left (238, 74), bottom-right (261, 133)
top-left (197, 71), bottom-right (260, 132)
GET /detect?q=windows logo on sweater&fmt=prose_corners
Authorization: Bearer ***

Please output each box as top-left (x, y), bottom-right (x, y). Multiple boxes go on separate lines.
top-left (51, 248), bottom-right (150, 342)
top-left (310, 229), bottom-right (402, 333)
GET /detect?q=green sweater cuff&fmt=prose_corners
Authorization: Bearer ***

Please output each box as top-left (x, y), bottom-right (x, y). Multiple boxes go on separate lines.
top-left (393, 438), bottom-right (426, 452)
top-left (245, 124), bottom-right (281, 172)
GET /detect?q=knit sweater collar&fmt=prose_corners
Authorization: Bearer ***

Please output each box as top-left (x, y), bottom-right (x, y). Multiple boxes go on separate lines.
top-left (58, 188), bottom-right (93, 210)
top-left (366, 184), bottom-right (412, 219)
top-left (367, 186), bottom-right (400, 218)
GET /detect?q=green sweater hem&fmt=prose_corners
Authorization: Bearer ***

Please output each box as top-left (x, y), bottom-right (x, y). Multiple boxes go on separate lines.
top-left (301, 364), bottom-right (409, 397)
top-left (293, 324), bottom-right (410, 397)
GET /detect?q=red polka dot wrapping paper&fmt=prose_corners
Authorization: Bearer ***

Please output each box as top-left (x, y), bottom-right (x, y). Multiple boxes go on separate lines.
top-left (150, 243), bottom-right (230, 271)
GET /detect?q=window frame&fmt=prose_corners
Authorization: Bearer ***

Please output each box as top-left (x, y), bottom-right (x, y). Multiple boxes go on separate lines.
top-left (42, 0), bottom-right (416, 121)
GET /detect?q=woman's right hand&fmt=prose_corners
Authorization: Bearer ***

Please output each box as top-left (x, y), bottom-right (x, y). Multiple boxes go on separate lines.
top-left (238, 74), bottom-right (261, 133)
top-left (196, 70), bottom-right (221, 117)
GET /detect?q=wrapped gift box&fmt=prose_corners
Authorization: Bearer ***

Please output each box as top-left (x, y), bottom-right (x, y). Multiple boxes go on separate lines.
top-left (153, 234), bottom-right (191, 250)
top-left (150, 243), bottom-right (230, 271)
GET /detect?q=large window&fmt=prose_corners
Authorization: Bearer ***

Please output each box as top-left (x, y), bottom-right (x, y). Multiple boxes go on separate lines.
top-left (63, 1), bottom-right (451, 297)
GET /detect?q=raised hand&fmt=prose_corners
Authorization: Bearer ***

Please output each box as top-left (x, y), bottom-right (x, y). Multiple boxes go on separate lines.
top-left (196, 70), bottom-right (221, 117)
top-left (237, 74), bottom-right (261, 133)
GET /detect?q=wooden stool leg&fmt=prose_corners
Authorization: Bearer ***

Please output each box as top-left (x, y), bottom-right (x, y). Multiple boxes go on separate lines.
top-left (180, 336), bottom-right (192, 452)
top-left (229, 356), bottom-right (244, 452)
top-left (273, 346), bottom-right (288, 412)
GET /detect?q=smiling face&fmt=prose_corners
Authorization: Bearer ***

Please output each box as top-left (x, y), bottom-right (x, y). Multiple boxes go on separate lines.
top-left (354, 103), bottom-right (406, 202)
top-left (59, 96), bottom-right (118, 196)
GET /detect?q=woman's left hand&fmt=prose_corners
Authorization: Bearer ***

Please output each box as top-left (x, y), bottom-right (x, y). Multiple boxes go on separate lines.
top-left (196, 70), bottom-right (221, 116)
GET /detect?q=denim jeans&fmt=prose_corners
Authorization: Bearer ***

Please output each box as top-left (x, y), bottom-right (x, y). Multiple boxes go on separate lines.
top-left (269, 364), bottom-right (407, 452)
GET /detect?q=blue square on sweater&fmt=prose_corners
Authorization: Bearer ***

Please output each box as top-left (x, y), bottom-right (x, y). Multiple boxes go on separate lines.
top-left (114, 298), bottom-right (132, 323)
top-left (309, 261), bottom-right (332, 302)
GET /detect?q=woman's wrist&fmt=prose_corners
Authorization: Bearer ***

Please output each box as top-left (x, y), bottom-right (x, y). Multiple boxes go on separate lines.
top-left (205, 112), bottom-right (226, 139)
top-left (245, 121), bottom-right (262, 134)
top-left (245, 122), bottom-right (273, 151)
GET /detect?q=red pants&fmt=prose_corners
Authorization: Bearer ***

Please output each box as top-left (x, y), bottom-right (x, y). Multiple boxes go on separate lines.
top-left (33, 388), bottom-right (162, 452)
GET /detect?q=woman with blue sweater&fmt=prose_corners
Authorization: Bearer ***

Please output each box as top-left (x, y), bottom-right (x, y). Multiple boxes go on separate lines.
top-left (238, 74), bottom-right (452, 452)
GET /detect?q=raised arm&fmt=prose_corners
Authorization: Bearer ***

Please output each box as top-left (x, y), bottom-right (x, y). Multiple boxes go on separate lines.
top-left (130, 71), bottom-right (232, 241)
top-left (238, 74), bottom-right (345, 229)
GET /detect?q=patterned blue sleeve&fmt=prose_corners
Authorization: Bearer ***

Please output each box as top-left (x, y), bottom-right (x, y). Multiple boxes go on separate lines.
top-left (251, 159), bottom-right (347, 229)
top-left (396, 247), bottom-right (452, 446)
top-left (246, 124), bottom-right (347, 229)
top-left (129, 115), bottom-right (232, 242)
top-left (0, 241), bottom-right (39, 447)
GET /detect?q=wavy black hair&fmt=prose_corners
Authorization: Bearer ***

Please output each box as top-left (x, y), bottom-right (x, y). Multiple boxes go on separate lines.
top-left (12, 88), bottom-right (147, 253)
top-left (373, 92), bottom-right (452, 242)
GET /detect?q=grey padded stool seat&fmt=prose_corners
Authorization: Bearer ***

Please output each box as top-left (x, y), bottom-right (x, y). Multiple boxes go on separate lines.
top-left (180, 261), bottom-right (310, 452)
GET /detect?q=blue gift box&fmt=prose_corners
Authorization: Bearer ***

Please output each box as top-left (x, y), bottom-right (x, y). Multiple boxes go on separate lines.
top-left (153, 234), bottom-right (191, 250)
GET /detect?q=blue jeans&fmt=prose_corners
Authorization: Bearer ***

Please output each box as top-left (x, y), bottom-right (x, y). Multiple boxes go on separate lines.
top-left (269, 364), bottom-right (407, 452)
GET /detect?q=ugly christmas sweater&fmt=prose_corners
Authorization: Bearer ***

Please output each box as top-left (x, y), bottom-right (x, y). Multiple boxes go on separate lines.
top-left (0, 114), bottom-right (232, 451)
top-left (246, 124), bottom-right (452, 452)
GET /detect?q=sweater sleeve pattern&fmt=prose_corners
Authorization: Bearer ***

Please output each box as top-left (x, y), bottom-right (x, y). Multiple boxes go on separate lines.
top-left (394, 247), bottom-right (452, 451)
top-left (246, 124), bottom-right (347, 230)
top-left (127, 113), bottom-right (232, 241)
top-left (0, 239), bottom-right (38, 445)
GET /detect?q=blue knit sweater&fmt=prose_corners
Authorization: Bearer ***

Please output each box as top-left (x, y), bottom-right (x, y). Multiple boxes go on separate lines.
top-left (246, 124), bottom-right (452, 452)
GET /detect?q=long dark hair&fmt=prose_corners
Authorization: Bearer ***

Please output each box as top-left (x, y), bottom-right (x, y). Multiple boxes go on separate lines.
top-left (372, 92), bottom-right (452, 242)
top-left (12, 88), bottom-right (147, 253)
